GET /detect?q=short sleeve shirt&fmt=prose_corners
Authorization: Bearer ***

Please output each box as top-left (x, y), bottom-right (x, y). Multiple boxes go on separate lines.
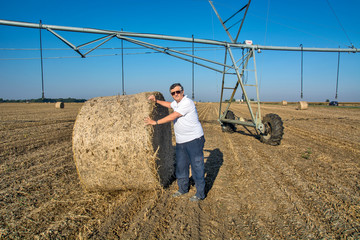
top-left (170, 95), bottom-right (204, 144)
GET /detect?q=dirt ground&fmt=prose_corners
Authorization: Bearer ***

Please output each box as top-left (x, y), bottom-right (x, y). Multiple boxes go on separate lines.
top-left (0, 102), bottom-right (359, 239)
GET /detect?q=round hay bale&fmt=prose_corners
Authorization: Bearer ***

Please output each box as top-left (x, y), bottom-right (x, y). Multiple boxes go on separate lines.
top-left (72, 92), bottom-right (174, 192)
top-left (55, 102), bottom-right (64, 108)
top-left (281, 100), bottom-right (288, 106)
top-left (297, 101), bottom-right (308, 110)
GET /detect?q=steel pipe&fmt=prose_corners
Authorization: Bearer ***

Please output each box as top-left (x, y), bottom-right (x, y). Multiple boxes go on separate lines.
top-left (1, 19), bottom-right (359, 53)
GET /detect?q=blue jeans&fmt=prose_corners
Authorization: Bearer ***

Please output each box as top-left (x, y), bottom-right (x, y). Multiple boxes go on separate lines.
top-left (175, 136), bottom-right (205, 199)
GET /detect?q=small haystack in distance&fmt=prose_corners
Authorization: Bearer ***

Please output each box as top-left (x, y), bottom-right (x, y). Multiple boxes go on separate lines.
top-left (55, 102), bottom-right (64, 108)
top-left (72, 92), bottom-right (174, 192)
top-left (297, 101), bottom-right (308, 110)
top-left (281, 100), bottom-right (288, 106)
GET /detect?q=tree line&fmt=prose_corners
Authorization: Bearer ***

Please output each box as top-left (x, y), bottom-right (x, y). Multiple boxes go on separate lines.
top-left (0, 97), bottom-right (87, 103)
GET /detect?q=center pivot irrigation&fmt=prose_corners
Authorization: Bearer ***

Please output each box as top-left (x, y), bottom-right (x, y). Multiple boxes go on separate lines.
top-left (0, 1), bottom-right (358, 145)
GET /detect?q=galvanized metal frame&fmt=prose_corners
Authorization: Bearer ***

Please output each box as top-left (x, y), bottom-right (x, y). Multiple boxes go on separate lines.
top-left (211, 0), bottom-right (262, 133)
top-left (209, 0), bottom-right (251, 44)
top-left (218, 46), bottom-right (264, 133)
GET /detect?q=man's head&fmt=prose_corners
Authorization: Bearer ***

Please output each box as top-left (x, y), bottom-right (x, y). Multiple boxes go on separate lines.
top-left (170, 83), bottom-right (184, 103)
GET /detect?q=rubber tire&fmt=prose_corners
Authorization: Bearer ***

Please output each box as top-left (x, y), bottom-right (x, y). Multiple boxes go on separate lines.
top-left (260, 113), bottom-right (284, 146)
top-left (221, 110), bottom-right (237, 133)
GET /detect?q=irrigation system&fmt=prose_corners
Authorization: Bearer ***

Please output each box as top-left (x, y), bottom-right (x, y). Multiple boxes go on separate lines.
top-left (0, 0), bottom-right (358, 145)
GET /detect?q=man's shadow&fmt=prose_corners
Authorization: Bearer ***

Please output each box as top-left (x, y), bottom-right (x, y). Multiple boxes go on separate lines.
top-left (189, 149), bottom-right (224, 195)
top-left (204, 148), bottom-right (223, 196)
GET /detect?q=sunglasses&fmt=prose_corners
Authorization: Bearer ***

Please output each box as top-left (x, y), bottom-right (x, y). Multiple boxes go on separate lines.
top-left (170, 90), bottom-right (182, 96)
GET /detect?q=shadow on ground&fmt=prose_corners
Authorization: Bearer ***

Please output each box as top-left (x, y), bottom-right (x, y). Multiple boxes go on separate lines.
top-left (204, 148), bottom-right (223, 196)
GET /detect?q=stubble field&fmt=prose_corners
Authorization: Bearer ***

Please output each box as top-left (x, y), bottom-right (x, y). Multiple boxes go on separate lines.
top-left (0, 102), bottom-right (359, 239)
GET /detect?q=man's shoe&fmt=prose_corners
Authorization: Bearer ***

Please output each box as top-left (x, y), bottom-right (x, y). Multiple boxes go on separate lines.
top-left (172, 191), bottom-right (185, 197)
top-left (189, 195), bottom-right (203, 202)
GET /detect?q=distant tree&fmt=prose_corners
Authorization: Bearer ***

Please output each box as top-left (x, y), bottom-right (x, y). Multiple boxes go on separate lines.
top-left (325, 99), bottom-right (330, 102)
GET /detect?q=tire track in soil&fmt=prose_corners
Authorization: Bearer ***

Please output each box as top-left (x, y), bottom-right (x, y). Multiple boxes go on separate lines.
top-left (258, 142), bottom-right (358, 238)
top-left (0, 125), bottom-right (73, 161)
top-left (78, 191), bottom-right (156, 239)
top-left (1, 143), bottom-right (74, 205)
top-left (206, 105), bottom-right (360, 238)
top-left (0, 119), bottom-right (75, 131)
top-left (196, 103), bottom-right (209, 120)
top-left (229, 135), bottom-right (328, 238)
top-left (227, 123), bottom-right (360, 239)
top-left (286, 125), bottom-right (360, 154)
top-left (0, 115), bottom-right (82, 239)
top-left (132, 192), bottom-right (209, 239)
top-left (284, 134), bottom-right (360, 195)
top-left (220, 133), bottom-right (287, 239)
top-left (197, 103), bottom-right (267, 238)
top-left (281, 128), bottom-right (360, 237)
top-left (284, 122), bottom-right (360, 202)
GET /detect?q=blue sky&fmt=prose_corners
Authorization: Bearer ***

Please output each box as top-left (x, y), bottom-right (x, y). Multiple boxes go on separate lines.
top-left (0, 0), bottom-right (359, 102)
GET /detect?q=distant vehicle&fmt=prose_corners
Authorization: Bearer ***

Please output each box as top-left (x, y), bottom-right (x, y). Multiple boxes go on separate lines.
top-left (329, 101), bottom-right (339, 106)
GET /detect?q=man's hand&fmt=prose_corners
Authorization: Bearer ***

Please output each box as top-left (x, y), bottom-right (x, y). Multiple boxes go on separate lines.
top-left (148, 95), bottom-right (156, 102)
top-left (144, 117), bottom-right (156, 125)
top-left (149, 95), bottom-right (172, 109)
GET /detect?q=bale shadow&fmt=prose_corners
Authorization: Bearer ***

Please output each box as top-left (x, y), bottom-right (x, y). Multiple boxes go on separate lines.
top-left (204, 148), bottom-right (224, 196)
top-left (162, 145), bottom-right (177, 189)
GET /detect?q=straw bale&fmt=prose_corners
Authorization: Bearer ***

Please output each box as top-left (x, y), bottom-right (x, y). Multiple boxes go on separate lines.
top-left (55, 102), bottom-right (64, 108)
top-left (72, 92), bottom-right (174, 192)
top-left (281, 100), bottom-right (288, 106)
top-left (297, 101), bottom-right (308, 110)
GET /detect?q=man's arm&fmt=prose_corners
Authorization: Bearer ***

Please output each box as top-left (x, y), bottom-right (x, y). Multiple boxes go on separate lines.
top-left (148, 95), bottom-right (171, 109)
top-left (145, 111), bottom-right (182, 126)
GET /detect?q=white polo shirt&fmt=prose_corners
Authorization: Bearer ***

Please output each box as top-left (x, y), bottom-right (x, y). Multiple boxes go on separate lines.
top-left (170, 95), bottom-right (204, 144)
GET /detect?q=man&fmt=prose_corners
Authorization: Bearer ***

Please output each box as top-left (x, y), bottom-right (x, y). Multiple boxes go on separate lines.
top-left (145, 83), bottom-right (205, 202)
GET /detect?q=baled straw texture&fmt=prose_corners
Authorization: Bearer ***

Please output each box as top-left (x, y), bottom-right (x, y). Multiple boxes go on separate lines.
top-left (55, 102), bottom-right (64, 108)
top-left (281, 100), bottom-right (288, 106)
top-left (297, 101), bottom-right (308, 110)
top-left (72, 92), bottom-right (174, 192)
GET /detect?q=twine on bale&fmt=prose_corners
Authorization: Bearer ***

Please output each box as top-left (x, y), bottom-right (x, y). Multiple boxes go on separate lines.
top-left (72, 92), bottom-right (174, 192)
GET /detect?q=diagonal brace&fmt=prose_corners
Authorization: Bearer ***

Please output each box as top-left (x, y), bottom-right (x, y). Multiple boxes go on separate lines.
top-left (47, 28), bottom-right (85, 58)
top-left (117, 35), bottom-right (235, 73)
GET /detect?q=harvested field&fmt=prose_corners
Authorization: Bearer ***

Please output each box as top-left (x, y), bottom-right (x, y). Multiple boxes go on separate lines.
top-left (0, 102), bottom-right (359, 239)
